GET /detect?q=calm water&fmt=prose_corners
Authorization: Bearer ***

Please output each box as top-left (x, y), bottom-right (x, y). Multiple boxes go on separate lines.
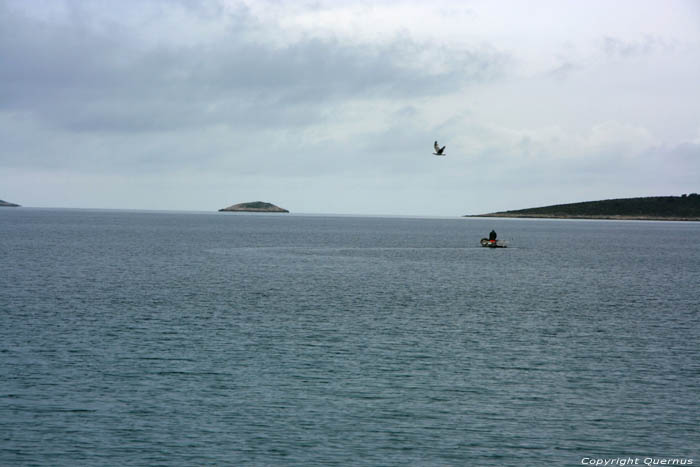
top-left (1, 209), bottom-right (698, 466)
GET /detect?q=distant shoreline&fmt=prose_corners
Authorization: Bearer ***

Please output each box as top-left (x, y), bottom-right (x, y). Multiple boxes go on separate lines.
top-left (219, 201), bottom-right (289, 213)
top-left (466, 214), bottom-right (700, 221)
top-left (467, 195), bottom-right (700, 221)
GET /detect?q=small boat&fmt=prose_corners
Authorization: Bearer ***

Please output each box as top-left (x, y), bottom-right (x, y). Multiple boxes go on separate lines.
top-left (480, 238), bottom-right (507, 248)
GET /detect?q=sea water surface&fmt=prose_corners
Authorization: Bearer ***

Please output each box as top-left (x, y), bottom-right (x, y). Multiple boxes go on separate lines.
top-left (1, 209), bottom-right (698, 466)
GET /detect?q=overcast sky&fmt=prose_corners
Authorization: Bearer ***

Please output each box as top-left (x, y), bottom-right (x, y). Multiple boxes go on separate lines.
top-left (2, 0), bottom-right (699, 215)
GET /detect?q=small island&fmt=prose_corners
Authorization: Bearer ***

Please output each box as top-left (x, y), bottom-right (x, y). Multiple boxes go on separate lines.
top-left (0, 199), bottom-right (20, 207)
top-left (468, 194), bottom-right (700, 221)
top-left (219, 201), bottom-right (289, 213)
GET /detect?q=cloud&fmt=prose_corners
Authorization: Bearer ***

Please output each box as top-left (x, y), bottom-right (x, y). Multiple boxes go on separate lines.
top-left (546, 61), bottom-right (579, 81)
top-left (0, 1), bottom-right (506, 136)
top-left (601, 35), bottom-right (673, 59)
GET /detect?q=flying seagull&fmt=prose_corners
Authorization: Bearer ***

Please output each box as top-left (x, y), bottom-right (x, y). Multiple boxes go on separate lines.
top-left (433, 141), bottom-right (446, 156)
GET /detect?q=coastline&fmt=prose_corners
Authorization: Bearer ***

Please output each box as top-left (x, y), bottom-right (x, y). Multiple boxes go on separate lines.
top-left (219, 201), bottom-right (289, 213)
top-left (218, 208), bottom-right (289, 213)
top-left (466, 214), bottom-right (700, 221)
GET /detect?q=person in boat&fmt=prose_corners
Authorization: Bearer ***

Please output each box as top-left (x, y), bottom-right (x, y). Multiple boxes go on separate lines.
top-left (489, 230), bottom-right (497, 243)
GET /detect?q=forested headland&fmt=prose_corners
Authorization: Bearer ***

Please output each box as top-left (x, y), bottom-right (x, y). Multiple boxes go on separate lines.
top-left (470, 194), bottom-right (700, 221)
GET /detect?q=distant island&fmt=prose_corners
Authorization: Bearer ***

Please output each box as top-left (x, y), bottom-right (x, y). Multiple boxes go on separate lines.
top-left (468, 194), bottom-right (700, 221)
top-left (219, 201), bottom-right (289, 213)
top-left (0, 199), bottom-right (20, 207)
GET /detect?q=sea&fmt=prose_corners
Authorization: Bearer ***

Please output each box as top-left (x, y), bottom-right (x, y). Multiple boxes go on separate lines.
top-left (1, 208), bottom-right (698, 466)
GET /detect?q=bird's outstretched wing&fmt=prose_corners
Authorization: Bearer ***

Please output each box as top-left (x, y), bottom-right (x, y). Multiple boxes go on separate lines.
top-left (433, 141), bottom-right (446, 155)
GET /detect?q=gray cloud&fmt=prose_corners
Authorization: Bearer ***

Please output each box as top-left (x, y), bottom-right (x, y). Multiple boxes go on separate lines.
top-left (601, 35), bottom-right (673, 59)
top-left (546, 61), bottom-right (579, 81)
top-left (0, 2), bottom-right (506, 135)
